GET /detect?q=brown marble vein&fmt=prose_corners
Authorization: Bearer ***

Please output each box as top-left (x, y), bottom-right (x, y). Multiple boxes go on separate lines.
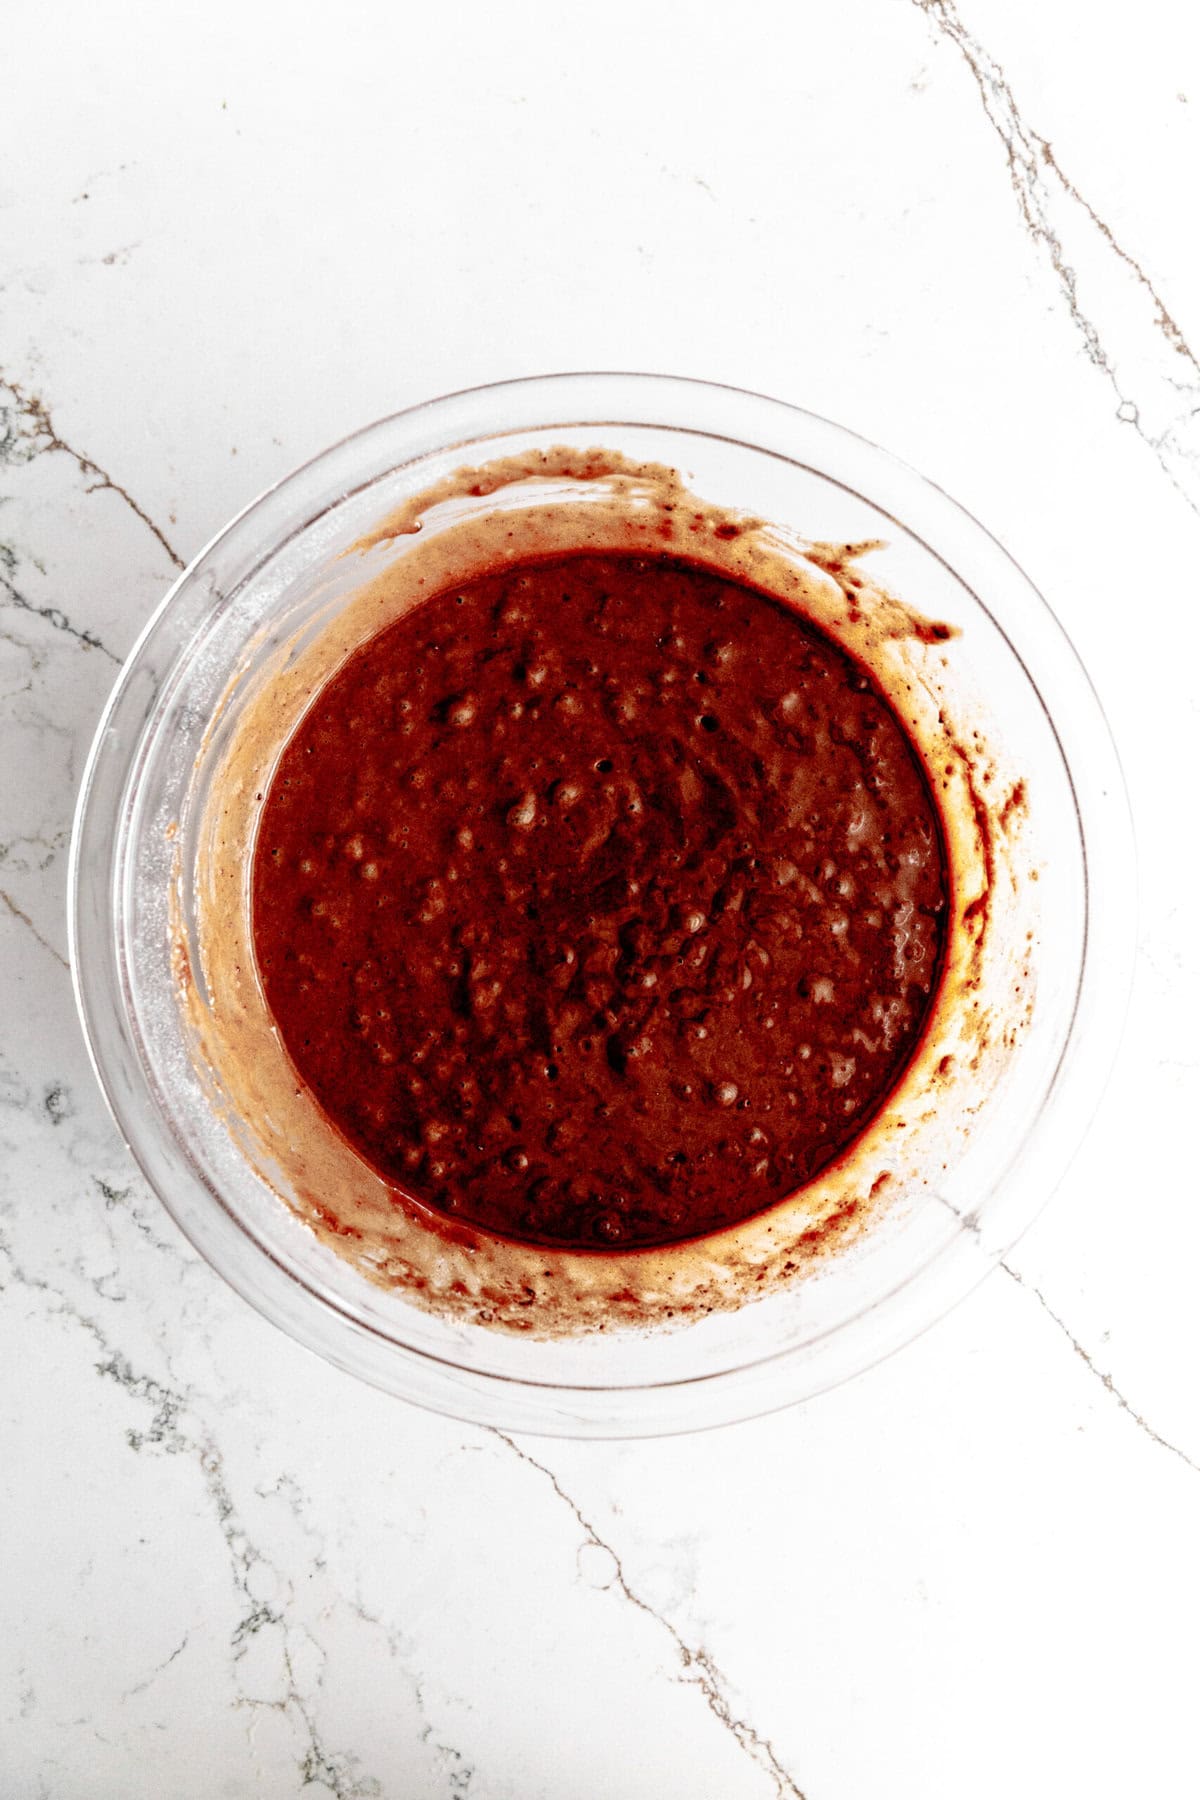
top-left (0, 886), bottom-right (69, 971)
top-left (1, 373), bottom-right (184, 569)
top-left (913, 0), bottom-right (1200, 514)
top-left (494, 1432), bottom-right (809, 1800)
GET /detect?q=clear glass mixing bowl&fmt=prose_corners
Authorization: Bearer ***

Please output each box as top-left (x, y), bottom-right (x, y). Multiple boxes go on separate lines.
top-left (69, 373), bottom-right (1134, 1435)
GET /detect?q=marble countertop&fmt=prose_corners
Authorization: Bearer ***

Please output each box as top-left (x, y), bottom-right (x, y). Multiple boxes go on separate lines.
top-left (3, 2), bottom-right (1199, 1794)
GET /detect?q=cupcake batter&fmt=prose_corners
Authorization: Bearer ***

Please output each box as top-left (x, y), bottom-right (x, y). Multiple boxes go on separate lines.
top-left (252, 552), bottom-right (948, 1249)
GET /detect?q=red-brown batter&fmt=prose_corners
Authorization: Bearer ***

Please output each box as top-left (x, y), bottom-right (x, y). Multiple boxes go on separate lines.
top-left (252, 553), bottom-right (948, 1249)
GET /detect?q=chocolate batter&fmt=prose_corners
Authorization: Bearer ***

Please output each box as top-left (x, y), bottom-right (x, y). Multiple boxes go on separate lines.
top-left (252, 553), bottom-right (948, 1249)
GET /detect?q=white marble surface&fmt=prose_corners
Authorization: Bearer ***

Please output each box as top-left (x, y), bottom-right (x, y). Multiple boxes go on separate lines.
top-left (3, 1), bottom-right (1199, 1794)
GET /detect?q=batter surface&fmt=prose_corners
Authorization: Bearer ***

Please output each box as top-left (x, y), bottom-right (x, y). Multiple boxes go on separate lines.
top-left (252, 552), bottom-right (948, 1249)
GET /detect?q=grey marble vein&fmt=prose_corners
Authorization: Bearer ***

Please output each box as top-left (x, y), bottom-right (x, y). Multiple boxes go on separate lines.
top-left (1001, 1261), bottom-right (1200, 1477)
top-left (493, 1432), bottom-right (809, 1800)
top-left (0, 1231), bottom-right (388, 1799)
top-left (0, 538), bottom-right (119, 663)
top-left (255, 1474), bottom-right (479, 1797)
top-left (914, 0), bottom-right (1200, 514)
top-left (934, 1184), bottom-right (1200, 1481)
top-left (124, 1632), bottom-right (190, 1699)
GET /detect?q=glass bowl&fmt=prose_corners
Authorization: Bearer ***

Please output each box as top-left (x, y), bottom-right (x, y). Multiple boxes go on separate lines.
top-left (69, 373), bottom-right (1134, 1436)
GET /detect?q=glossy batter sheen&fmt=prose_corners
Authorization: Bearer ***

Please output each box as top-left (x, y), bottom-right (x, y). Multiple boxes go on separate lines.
top-left (252, 553), bottom-right (948, 1249)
